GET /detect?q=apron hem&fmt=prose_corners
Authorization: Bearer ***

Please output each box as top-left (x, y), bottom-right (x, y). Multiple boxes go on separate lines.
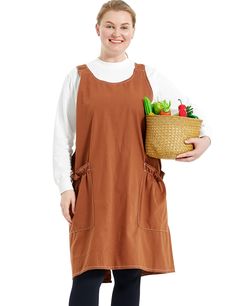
top-left (72, 265), bottom-right (175, 283)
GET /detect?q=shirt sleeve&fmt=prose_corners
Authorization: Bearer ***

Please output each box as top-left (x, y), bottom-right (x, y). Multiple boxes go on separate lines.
top-left (52, 68), bottom-right (79, 194)
top-left (145, 65), bottom-right (212, 138)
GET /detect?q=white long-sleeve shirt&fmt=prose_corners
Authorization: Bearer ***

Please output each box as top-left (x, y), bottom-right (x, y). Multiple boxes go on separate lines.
top-left (53, 57), bottom-right (209, 194)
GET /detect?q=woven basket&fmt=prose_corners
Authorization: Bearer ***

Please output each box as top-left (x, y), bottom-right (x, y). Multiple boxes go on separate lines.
top-left (145, 115), bottom-right (203, 159)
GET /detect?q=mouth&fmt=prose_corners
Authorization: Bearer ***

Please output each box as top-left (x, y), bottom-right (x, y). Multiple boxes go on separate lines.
top-left (108, 39), bottom-right (124, 44)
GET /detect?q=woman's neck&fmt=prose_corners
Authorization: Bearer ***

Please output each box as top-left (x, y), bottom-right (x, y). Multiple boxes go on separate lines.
top-left (98, 52), bottom-right (128, 63)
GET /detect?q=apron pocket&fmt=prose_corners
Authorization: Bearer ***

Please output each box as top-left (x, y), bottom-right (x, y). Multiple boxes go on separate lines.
top-left (137, 161), bottom-right (169, 231)
top-left (70, 161), bottom-right (94, 232)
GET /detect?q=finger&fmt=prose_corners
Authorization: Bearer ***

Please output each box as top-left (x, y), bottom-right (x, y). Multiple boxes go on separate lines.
top-left (176, 151), bottom-right (194, 159)
top-left (175, 156), bottom-right (195, 162)
top-left (71, 198), bottom-right (76, 215)
top-left (64, 211), bottom-right (72, 224)
top-left (61, 205), bottom-right (72, 224)
top-left (185, 137), bottom-right (200, 144)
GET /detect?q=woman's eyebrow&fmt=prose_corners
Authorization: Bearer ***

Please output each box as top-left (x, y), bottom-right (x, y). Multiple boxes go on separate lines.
top-left (105, 21), bottom-right (130, 25)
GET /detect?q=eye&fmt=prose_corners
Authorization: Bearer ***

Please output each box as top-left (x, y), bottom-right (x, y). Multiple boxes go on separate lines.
top-left (106, 25), bottom-right (114, 29)
top-left (121, 26), bottom-right (128, 30)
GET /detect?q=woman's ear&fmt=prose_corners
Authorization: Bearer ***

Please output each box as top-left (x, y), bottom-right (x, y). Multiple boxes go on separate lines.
top-left (131, 28), bottom-right (135, 39)
top-left (95, 23), bottom-right (100, 36)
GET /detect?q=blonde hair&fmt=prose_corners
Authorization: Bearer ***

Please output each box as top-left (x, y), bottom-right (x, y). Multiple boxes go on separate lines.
top-left (96, 0), bottom-right (136, 28)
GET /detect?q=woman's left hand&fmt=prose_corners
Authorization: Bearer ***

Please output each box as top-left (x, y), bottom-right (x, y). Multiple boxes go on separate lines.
top-left (175, 136), bottom-right (211, 162)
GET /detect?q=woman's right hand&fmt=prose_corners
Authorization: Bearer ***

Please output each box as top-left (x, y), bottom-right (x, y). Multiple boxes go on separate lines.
top-left (60, 189), bottom-right (76, 224)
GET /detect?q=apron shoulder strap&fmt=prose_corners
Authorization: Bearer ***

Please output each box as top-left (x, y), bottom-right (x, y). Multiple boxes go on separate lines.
top-left (76, 64), bottom-right (88, 74)
top-left (134, 63), bottom-right (145, 71)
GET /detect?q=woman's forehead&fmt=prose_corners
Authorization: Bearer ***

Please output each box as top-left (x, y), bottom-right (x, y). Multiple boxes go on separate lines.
top-left (101, 10), bottom-right (132, 24)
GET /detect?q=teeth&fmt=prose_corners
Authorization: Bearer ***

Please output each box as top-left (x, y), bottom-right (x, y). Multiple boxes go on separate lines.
top-left (110, 40), bottom-right (123, 43)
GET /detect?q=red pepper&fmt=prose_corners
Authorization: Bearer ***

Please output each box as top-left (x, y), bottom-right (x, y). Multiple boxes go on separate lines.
top-left (178, 99), bottom-right (187, 117)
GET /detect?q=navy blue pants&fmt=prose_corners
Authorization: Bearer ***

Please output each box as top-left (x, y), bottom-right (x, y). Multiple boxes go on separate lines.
top-left (69, 269), bottom-right (142, 306)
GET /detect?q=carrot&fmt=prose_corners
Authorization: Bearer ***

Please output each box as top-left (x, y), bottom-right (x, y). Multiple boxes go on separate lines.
top-left (159, 110), bottom-right (171, 116)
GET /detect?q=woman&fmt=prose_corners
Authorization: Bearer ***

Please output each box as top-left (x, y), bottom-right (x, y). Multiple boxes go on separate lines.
top-left (53, 1), bottom-right (211, 305)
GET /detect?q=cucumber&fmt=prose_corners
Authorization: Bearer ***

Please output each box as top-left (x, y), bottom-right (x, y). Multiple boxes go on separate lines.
top-left (143, 96), bottom-right (152, 115)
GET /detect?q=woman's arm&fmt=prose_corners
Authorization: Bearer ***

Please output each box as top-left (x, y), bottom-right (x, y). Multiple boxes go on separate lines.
top-left (52, 68), bottom-right (79, 194)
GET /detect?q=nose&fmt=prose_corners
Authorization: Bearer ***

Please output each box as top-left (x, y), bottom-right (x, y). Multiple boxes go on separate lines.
top-left (112, 28), bottom-right (121, 37)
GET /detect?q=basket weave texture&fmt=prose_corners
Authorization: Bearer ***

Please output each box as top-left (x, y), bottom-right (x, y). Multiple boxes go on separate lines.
top-left (145, 115), bottom-right (203, 159)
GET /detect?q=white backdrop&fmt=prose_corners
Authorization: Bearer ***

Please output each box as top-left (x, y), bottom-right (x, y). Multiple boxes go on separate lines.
top-left (0, 0), bottom-right (234, 305)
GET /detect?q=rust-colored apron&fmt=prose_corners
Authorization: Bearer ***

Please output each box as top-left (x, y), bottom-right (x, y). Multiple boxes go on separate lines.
top-left (69, 63), bottom-right (175, 283)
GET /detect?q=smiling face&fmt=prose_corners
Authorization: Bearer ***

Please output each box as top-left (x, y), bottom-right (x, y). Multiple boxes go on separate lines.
top-left (96, 10), bottom-right (135, 60)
